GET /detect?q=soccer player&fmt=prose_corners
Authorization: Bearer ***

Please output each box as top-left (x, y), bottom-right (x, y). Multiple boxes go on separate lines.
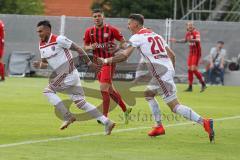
top-left (33, 20), bottom-right (115, 135)
top-left (0, 20), bottom-right (5, 81)
top-left (97, 14), bottom-right (215, 142)
top-left (171, 22), bottom-right (206, 92)
top-left (83, 9), bottom-right (131, 124)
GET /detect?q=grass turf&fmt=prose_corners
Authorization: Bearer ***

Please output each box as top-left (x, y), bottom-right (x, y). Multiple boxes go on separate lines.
top-left (0, 77), bottom-right (239, 160)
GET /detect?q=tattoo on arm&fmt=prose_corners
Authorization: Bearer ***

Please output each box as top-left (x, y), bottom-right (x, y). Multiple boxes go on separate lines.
top-left (109, 46), bottom-right (135, 64)
top-left (70, 43), bottom-right (92, 64)
top-left (83, 44), bottom-right (93, 51)
top-left (119, 39), bottom-right (128, 49)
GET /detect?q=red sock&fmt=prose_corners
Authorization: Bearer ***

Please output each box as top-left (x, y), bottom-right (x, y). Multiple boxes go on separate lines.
top-left (193, 70), bottom-right (204, 84)
top-left (101, 91), bottom-right (110, 117)
top-left (110, 90), bottom-right (127, 112)
top-left (0, 62), bottom-right (4, 80)
top-left (188, 70), bottom-right (193, 85)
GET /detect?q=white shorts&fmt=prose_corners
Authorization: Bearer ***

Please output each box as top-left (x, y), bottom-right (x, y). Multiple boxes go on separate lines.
top-left (147, 70), bottom-right (177, 103)
top-left (46, 69), bottom-right (85, 101)
top-left (63, 69), bottom-right (81, 87)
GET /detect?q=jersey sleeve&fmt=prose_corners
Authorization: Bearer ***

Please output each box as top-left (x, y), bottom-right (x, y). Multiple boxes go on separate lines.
top-left (83, 28), bottom-right (91, 45)
top-left (129, 35), bottom-right (142, 48)
top-left (111, 26), bottom-right (124, 41)
top-left (57, 35), bottom-right (73, 49)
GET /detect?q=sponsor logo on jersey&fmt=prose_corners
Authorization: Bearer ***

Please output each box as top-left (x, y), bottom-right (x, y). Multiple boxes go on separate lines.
top-left (94, 42), bottom-right (115, 48)
top-left (103, 33), bottom-right (109, 38)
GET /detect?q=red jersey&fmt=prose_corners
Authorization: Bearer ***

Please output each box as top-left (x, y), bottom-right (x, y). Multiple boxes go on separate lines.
top-left (84, 24), bottom-right (124, 58)
top-left (0, 20), bottom-right (4, 56)
top-left (185, 29), bottom-right (201, 55)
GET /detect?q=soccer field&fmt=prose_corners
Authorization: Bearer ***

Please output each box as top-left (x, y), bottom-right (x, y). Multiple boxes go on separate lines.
top-left (0, 77), bottom-right (240, 160)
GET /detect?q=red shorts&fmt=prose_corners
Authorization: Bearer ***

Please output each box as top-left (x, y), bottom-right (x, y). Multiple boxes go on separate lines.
top-left (97, 64), bottom-right (116, 83)
top-left (187, 53), bottom-right (201, 67)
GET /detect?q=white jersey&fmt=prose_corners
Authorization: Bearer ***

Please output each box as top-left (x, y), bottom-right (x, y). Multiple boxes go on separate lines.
top-left (129, 28), bottom-right (174, 74)
top-left (39, 34), bottom-right (74, 73)
top-left (129, 28), bottom-right (177, 103)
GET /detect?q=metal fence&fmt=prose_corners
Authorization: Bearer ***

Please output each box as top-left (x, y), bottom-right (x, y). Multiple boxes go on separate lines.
top-left (1, 14), bottom-right (240, 76)
top-left (170, 20), bottom-right (240, 74)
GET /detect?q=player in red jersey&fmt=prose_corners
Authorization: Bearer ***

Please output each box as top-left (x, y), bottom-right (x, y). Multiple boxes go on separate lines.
top-left (171, 22), bottom-right (206, 92)
top-left (83, 9), bottom-right (131, 124)
top-left (0, 20), bottom-right (5, 81)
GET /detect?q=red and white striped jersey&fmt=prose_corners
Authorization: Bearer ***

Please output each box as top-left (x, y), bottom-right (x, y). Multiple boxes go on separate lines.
top-left (84, 24), bottom-right (124, 59)
top-left (39, 34), bottom-right (74, 72)
top-left (129, 28), bottom-right (174, 72)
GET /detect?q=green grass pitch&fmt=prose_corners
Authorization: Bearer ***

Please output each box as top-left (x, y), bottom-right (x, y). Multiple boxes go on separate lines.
top-left (0, 77), bottom-right (240, 160)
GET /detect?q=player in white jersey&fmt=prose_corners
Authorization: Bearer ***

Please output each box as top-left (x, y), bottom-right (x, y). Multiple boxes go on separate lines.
top-left (98, 14), bottom-right (214, 142)
top-left (33, 20), bottom-right (115, 135)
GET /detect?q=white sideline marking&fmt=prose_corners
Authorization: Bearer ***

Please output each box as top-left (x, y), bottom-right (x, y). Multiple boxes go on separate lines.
top-left (0, 115), bottom-right (240, 148)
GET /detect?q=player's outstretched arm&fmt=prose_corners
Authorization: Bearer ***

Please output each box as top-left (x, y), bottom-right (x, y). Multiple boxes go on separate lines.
top-left (170, 38), bottom-right (187, 43)
top-left (83, 43), bottom-right (97, 52)
top-left (70, 43), bottom-right (92, 65)
top-left (70, 43), bottom-right (100, 72)
top-left (98, 46), bottom-right (135, 65)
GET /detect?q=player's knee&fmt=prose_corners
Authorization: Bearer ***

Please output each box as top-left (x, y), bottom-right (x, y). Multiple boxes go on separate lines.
top-left (42, 88), bottom-right (62, 105)
top-left (166, 98), bottom-right (180, 112)
top-left (144, 90), bottom-right (156, 101)
top-left (74, 98), bottom-right (86, 109)
top-left (70, 94), bottom-right (85, 101)
top-left (43, 88), bottom-right (55, 97)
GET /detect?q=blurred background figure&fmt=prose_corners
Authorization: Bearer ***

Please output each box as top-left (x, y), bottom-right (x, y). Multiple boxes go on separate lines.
top-left (171, 22), bottom-right (206, 92)
top-left (208, 41), bottom-right (226, 85)
top-left (0, 19), bottom-right (5, 81)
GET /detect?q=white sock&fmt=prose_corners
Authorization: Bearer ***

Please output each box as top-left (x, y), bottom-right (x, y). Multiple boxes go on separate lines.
top-left (81, 102), bottom-right (109, 125)
top-left (55, 102), bottom-right (72, 121)
top-left (146, 97), bottom-right (162, 125)
top-left (173, 104), bottom-right (203, 125)
top-left (44, 92), bottom-right (71, 121)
